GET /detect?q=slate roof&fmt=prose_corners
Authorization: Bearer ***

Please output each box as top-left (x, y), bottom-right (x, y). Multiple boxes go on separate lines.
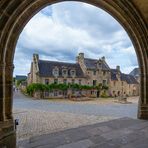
top-left (110, 69), bottom-right (138, 84)
top-left (15, 75), bottom-right (27, 80)
top-left (124, 74), bottom-right (139, 84)
top-left (38, 60), bottom-right (85, 78)
top-left (129, 68), bottom-right (140, 77)
top-left (110, 69), bottom-right (118, 80)
top-left (84, 58), bottom-right (110, 70)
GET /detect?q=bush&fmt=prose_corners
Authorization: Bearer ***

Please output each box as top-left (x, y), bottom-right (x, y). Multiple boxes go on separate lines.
top-left (100, 91), bottom-right (108, 98)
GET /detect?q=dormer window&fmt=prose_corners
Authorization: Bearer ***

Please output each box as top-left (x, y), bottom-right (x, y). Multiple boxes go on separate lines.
top-left (70, 70), bottom-right (76, 77)
top-left (93, 70), bottom-right (96, 75)
top-left (62, 69), bottom-right (68, 77)
top-left (97, 61), bottom-right (102, 69)
top-left (53, 67), bottom-right (59, 77)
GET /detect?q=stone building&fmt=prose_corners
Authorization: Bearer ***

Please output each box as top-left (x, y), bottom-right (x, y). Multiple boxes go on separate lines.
top-left (110, 68), bottom-right (139, 97)
top-left (129, 68), bottom-right (140, 83)
top-left (28, 53), bottom-right (139, 98)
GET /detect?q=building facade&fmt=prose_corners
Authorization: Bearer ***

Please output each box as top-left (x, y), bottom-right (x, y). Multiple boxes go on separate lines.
top-left (28, 53), bottom-right (139, 98)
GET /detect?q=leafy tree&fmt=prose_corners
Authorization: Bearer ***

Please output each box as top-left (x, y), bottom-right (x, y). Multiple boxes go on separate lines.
top-left (16, 79), bottom-right (26, 86)
top-left (26, 83), bottom-right (109, 98)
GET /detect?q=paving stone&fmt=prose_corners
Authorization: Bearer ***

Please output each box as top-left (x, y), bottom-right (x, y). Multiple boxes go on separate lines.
top-left (106, 131), bottom-right (145, 146)
top-left (18, 118), bottom-right (148, 148)
top-left (56, 139), bottom-right (94, 148)
top-left (100, 128), bottom-right (132, 140)
top-left (30, 134), bottom-right (70, 148)
top-left (91, 142), bottom-right (120, 148)
top-left (120, 138), bottom-right (148, 148)
top-left (128, 120), bottom-right (148, 131)
top-left (89, 135), bottom-right (107, 145)
top-left (105, 117), bottom-right (143, 129)
top-left (65, 129), bottom-right (90, 142)
top-left (87, 125), bottom-right (112, 137)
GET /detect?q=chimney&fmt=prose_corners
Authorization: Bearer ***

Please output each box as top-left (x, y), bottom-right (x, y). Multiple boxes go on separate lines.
top-left (79, 53), bottom-right (84, 59)
top-left (101, 56), bottom-right (105, 61)
top-left (116, 65), bottom-right (120, 71)
top-left (33, 53), bottom-right (39, 62)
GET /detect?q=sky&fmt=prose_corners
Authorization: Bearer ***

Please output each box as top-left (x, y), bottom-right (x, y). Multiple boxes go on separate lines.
top-left (14, 1), bottom-right (138, 76)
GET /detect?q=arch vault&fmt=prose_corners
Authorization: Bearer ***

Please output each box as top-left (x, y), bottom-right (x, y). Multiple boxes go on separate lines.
top-left (0, 0), bottom-right (148, 147)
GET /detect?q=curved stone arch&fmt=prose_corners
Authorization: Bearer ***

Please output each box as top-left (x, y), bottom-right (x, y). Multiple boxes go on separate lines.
top-left (0, 0), bottom-right (148, 146)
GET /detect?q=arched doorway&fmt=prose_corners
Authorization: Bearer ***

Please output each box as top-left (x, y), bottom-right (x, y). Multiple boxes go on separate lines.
top-left (0, 0), bottom-right (147, 147)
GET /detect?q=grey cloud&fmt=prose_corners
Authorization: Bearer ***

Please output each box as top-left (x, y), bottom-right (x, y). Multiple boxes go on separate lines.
top-left (14, 2), bottom-right (138, 75)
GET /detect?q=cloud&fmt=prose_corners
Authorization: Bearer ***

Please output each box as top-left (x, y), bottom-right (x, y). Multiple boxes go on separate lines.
top-left (14, 2), bottom-right (138, 76)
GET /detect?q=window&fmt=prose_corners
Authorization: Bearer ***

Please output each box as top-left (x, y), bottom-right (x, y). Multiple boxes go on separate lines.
top-left (93, 80), bottom-right (97, 86)
top-left (98, 62), bottom-right (102, 68)
top-left (93, 70), bottom-right (96, 75)
top-left (45, 91), bottom-right (49, 97)
top-left (79, 79), bottom-right (81, 85)
top-left (53, 68), bottom-right (59, 77)
top-left (102, 80), bottom-right (107, 86)
top-left (114, 81), bottom-right (116, 86)
top-left (71, 70), bottom-right (75, 77)
top-left (45, 79), bottom-right (49, 85)
top-left (63, 79), bottom-right (67, 84)
top-left (59, 91), bottom-right (62, 95)
top-left (54, 91), bottom-right (58, 96)
top-left (62, 69), bottom-right (67, 76)
top-left (103, 71), bottom-right (106, 76)
top-left (54, 79), bottom-right (58, 84)
top-left (72, 79), bottom-right (75, 84)
top-left (122, 81), bottom-right (123, 86)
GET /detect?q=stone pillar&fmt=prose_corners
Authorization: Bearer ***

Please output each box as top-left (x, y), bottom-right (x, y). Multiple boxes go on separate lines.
top-left (138, 72), bottom-right (148, 119)
top-left (4, 64), bottom-right (14, 120)
top-left (0, 64), bottom-right (5, 121)
top-left (0, 64), bottom-right (16, 148)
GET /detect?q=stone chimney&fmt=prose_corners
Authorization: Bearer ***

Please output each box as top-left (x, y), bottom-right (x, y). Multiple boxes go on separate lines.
top-left (77, 53), bottom-right (84, 63)
top-left (116, 65), bottom-right (120, 71)
top-left (101, 56), bottom-right (105, 61)
top-left (33, 53), bottom-right (39, 63)
top-left (79, 53), bottom-right (84, 59)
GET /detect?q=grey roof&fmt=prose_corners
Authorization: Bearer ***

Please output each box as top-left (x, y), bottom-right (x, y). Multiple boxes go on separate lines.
top-left (38, 60), bottom-right (85, 78)
top-left (15, 75), bottom-right (27, 80)
top-left (124, 74), bottom-right (139, 84)
top-left (110, 69), bottom-right (118, 80)
top-left (111, 69), bottom-right (138, 84)
top-left (129, 68), bottom-right (140, 77)
top-left (84, 58), bottom-right (110, 70)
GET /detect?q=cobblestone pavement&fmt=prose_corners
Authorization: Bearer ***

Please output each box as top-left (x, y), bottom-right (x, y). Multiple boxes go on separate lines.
top-left (13, 92), bottom-right (138, 141)
top-left (13, 109), bottom-right (116, 141)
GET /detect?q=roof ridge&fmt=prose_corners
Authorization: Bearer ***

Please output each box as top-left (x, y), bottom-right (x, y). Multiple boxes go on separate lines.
top-left (39, 59), bottom-right (77, 65)
top-left (84, 58), bottom-right (98, 61)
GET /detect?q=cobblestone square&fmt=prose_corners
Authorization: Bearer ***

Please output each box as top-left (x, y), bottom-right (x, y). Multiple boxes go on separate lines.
top-left (13, 92), bottom-right (138, 141)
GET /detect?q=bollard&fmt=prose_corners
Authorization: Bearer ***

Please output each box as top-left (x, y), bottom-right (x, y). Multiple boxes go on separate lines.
top-left (15, 119), bottom-right (19, 130)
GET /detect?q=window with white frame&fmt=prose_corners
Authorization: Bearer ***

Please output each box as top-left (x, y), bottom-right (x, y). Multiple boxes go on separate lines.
top-left (54, 79), bottom-right (58, 84)
top-left (54, 91), bottom-right (58, 96)
top-left (53, 68), bottom-right (59, 77)
top-left (63, 79), bottom-right (67, 84)
top-left (62, 69), bottom-right (68, 77)
top-left (98, 61), bottom-right (102, 69)
top-left (93, 70), bottom-right (96, 75)
top-left (45, 79), bottom-right (49, 85)
top-left (70, 70), bottom-right (76, 77)
top-left (102, 80), bottom-right (107, 86)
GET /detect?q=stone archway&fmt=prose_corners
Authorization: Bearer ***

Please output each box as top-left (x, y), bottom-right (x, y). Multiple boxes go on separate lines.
top-left (0, 0), bottom-right (148, 147)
